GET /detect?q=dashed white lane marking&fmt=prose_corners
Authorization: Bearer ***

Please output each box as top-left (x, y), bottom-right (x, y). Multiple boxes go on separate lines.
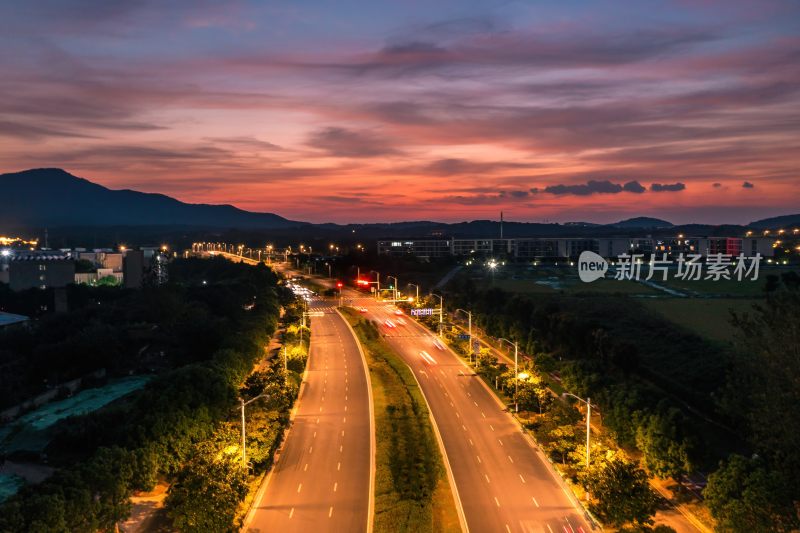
top-left (462, 424), bottom-right (467, 431)
top-left (494, 496), bottom-right (500, 507)
top-left (469, 439), bottom-right (474, 446)
top-left (289, 507), bottom-right (294, 518)
top-left (337, 462), bottom-right (341, 471)
top-left (345, 405), bottom-right (348, 411)
top-left (316, 418), bottom-right (320, 424)
top-left (519, 473), bottom-right (526, 484)
top-left (304, 463), bottom-right (308, 472)
top-left (297, 483), bottom-right (302, 493)
top-left (489, 424), bottom-right (495, 431)
top-left (484, 473), bottom-right (490, 483)
top-left (328, 506), bottom-right (334, 518)
top-left (473, 401), bottom-right (478, 407)
top-left (505, 525), bottom-right (511, 533)
top-left (498, 438), bottom-right (504, 446)
top-left (333, 482), bottom-right (338, 492)
top-left (547, 525), bottom-right (554, 533)
top-left (532, 496), bottom-right (539, 507)
top-left (508, 455), bottom-right (514, 463)
top-left (341, 430), bottom-right (345, 436)
top-left (313, 431), bottom-right (317, 438)
top-left (476, 455), bottom-right (482, 464)
top-left (339, 445), bottom-right (343, 452)
top-left (481, 411), bottom-right (486, 418)
top-left (308, 446), bottom-right (313, 453)
top-left (455, 412), bottom-right (460, 418)
top-left (343, 416), bottom-right (346, 423)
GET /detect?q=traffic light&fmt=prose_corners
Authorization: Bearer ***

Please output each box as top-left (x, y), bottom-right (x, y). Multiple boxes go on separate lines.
top-left (336, 281), bottom-right (343, 288)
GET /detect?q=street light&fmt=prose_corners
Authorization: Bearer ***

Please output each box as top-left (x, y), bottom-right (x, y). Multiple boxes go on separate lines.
top-left (454, 308), bottom-right (473, 364)
top-left (240, 393), bottom-right (269, 466)
top-left (498, 338), bottom-right (519, 412)
top-left (387, 275), bottom-right (398, 301)
top-left (562, 393), bottom-right (596, 469)
top-left (370, 270), bottom-right (381, 298)
top-left (407, 283), bottom-right (420, 303)
top-left (430, 292), bottom-right (444, 337)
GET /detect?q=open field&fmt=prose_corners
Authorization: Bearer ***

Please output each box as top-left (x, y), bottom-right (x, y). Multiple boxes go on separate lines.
top-left (641, 298), bottom-right (762, 343)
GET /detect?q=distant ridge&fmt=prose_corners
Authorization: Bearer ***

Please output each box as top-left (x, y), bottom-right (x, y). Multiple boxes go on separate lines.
top-left (0, 168), bottom-right (306, 229)
top-left (749, 214), bottom-right (800, 229)
top-left (610, 217), bottom-right (673, 229)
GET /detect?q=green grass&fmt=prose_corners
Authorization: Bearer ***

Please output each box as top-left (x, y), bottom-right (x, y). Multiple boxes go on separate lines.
top-left (657, 277), bottom-right (767, 297)
top-left (641, 298), bottom-right (761, 343)
top-left (340, 308), bottom-right (461, 533)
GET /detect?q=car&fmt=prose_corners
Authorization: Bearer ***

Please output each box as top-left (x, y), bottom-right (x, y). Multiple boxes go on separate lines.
top-left (359, 307), bottom-right (368, 313)
top-left (394, 309), bottom-right (403, 315)
top-left (419, 351), bottom-right (436, 365)
top-left (384, 319), bottom-right (396, 328)
top-left (433, 339), bottom-right (445, 350)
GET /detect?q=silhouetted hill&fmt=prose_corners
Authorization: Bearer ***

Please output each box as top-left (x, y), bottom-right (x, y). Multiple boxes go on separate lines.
top-left (611, 217), bottom-right (673, 229)
top-left (0, 168), bottom-right (306, 229)
top-left (749, 214), bottom-right (800, 229)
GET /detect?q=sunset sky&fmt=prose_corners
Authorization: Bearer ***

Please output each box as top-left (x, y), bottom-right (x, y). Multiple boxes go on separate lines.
top-left (1, 0), bottom-right (798, 224)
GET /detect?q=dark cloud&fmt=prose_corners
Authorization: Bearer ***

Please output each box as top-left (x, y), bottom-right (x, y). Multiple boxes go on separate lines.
top-left (533, 179), bottom-right (642, 196)
top-left (742, 181), bottom-right (755, 188)
top-left (622, 180), bottom-right (646, 193)
top-left (423, 158), bottom-right (531, 176)
top-left (307, 127), bottom-right (400, 158)
top-left (651, 182), bottom-right (686, 192)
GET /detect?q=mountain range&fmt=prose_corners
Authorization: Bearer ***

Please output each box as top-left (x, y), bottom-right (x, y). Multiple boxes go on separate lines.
top-left (1, 169), bottom-right (797, 236)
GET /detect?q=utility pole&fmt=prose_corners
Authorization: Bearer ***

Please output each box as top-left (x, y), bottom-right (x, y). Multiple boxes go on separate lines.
top-left (499, 338), bottom-right (519, 412)
top-left (239, 393), bottom-right (269, 466)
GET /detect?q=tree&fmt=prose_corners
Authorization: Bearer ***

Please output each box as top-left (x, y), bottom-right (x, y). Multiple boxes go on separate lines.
top-left (704, 454), bottom-right (799, 532)
top-left (584, 457), bottom-right (657, 528)
top-left (166, 448), bottom-right (248, 533)
top-left (635, 409), bottom-right (693, 480)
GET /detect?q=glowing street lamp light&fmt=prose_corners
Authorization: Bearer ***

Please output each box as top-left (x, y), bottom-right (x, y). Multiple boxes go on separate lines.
top-left (240, 393), bottom-right (269, 466)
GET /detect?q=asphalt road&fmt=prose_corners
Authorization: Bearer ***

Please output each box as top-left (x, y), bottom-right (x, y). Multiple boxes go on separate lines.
top-left (354, 295), bottom-right (593, 533)
top-left (245, 295), bottom-right (373, 533)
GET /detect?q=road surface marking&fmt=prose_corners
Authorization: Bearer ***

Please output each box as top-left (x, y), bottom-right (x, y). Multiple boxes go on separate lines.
top-left (308, 446), bottom-right (313, 453)
top-left (341, 430), bottom-right (345, 436)
top-left (297, 483), bottom-right (302, 493)
top-left (316, 418), bottom-right (320, 424)
top-left (507, 455), bottom-right (514, 463)
top-left (484, 474), bottom-right (490, 483)
top-left (304, 463), bottom-right (308, 472)
top-left (519, 473), bottom-right (526, 484)
top-left (481, 411), bottom-right (486, 418)
top-left (343, 416), bottom-right (346, 423)
top-left (456, 412), bottom-right (460, 418)
top-left (494, 496), bottom-right (500, 507)
top-left (473, 401), bottom-right (478, 407)
top-left (345, 405), bottom-right (348, 411)
top-left (467, 392), bottom-right (471, 397)
top-left (328, 506), bottom-right (333, 518)
top-left (476, 455), bottom-right (482, 464)
top-left (547, 526), bottom-right (554, 533)
top-left (289, 508), bottom-right (294, 518)
top-left (340, 445), bottom-right (343, 452)
top-left (489, 424), bottom-right (495, 431)
top-left (333, 482), bottom-right (338, 492)
top-left (449, 401), bottom-right (454, 407)
top-left (346, 395), bottom-right (348, 401)
top-left (505, 525), bottom-right (511, 533)
top-left (337, 462), bottom-right (341, 471)
top-left (498, 438), bottom-right (504, 446)
top-left (320, 406), bottom-right (323, 412)
top-left (532, 496), bottom-right (539, 507)
top-left (322, 396), bottom-right (325, 402)
top-left (313, 431), bottom-right (317, 438)
top-left (469, 439), bottom-right (474, 446)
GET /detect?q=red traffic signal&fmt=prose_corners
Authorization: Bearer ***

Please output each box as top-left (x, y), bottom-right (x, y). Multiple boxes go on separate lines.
top-left (336, 282), bottom-right (343, 288)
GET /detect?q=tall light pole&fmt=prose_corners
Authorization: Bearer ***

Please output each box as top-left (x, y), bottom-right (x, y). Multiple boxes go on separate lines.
top-left (240, 393), bottom-right (269, 466)
top-left (370, 270), bottom-right (380, 299)
top-left (562, 393), bottom-right (595, 469)
top-left (454, 309), bottom-right (473, 364)
top-left (498, 338), bottom-right (519, 412)
top-left (430, 292), bottom-right (443, 337)
top-left (387, 275), bottom-right (398, 301)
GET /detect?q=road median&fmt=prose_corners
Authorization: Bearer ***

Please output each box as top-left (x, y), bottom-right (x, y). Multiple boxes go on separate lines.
top-left (340, 307), bottom-right (462, 533)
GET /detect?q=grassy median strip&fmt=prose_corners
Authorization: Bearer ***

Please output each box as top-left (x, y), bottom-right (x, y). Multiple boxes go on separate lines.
top-left (341, 308), bottom-right (461, 533)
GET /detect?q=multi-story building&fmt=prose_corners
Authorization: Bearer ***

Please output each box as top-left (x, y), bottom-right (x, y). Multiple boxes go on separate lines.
top-left (377, 235), bottom-right (776, 260)
top-left (2, 251), bottom-right (75, 291)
